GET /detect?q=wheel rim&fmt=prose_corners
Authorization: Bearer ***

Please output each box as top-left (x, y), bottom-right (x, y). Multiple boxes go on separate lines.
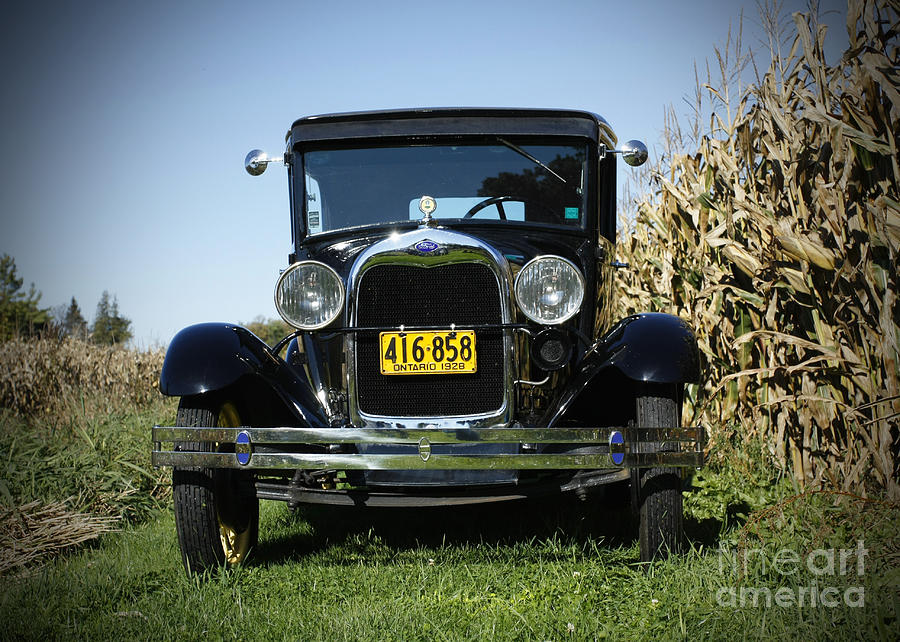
top-left (217, 402), bottom-right (252, 565)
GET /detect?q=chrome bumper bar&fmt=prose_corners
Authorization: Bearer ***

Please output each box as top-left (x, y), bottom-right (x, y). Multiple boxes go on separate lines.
top-left (152, 425), bottom-right (705, 470)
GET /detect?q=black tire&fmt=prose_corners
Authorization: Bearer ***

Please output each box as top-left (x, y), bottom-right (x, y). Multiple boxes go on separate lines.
top-left (173, 395), bottom-right (259, 574)
top-left (635, 383), bottom-right (684, 562)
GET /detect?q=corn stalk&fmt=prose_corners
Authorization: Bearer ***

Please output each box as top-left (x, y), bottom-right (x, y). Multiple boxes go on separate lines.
top-left (618, 0), bottom-right (899, 498)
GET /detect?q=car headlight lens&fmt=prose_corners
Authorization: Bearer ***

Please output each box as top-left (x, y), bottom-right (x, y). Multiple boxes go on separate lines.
top-left (275, 261), bottom-right (344, 329)
top-left (514, 256), bottom-right (584, 324)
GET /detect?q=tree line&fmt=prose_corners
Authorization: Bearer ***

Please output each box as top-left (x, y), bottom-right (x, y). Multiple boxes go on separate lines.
top-left (1, 254), bottom-right (132, 345)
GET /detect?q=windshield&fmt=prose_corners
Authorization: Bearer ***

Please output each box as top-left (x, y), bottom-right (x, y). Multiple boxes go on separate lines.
top-left (301, 141), bottom-right (588, 235)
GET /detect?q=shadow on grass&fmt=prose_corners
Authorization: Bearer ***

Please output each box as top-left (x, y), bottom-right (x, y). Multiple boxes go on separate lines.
top-left (249, 481), bottom-right (731, 568)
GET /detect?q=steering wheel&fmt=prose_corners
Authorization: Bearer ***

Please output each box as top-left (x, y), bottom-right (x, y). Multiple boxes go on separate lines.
top-left (462, 195), bottom-right (517, 220)
top-left (462, 195), bottom-right (562, 222)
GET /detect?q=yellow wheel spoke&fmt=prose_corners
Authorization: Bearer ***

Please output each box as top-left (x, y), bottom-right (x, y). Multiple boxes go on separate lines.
top-left (216, 401), bottom-right (252, 566)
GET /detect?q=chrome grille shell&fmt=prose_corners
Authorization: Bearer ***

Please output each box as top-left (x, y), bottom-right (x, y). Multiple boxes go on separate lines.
top-left (346, 227), bottom-right (516, 429)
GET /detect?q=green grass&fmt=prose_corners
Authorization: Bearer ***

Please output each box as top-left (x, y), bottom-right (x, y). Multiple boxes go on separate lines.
top-left (0, 396), bottom-right (175, 522)
top-left (2, 491), bottom-right (897, 641)
top-left (1, 393), bottom-right (896, 640)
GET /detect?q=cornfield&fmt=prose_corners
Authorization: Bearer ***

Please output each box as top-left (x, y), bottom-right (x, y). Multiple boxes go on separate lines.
top-left (617, 0), bottom-right (899, 497)
top-left (0, 336), bottom-right (164, 416)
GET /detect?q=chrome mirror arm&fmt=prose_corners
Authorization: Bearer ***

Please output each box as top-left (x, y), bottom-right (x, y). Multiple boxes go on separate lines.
top-left (245, 149), bottom-right (287, 176)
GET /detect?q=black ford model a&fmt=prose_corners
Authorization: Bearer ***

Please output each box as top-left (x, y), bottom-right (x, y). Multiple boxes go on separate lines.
top-left (152, 108), bottom-right (704, 573)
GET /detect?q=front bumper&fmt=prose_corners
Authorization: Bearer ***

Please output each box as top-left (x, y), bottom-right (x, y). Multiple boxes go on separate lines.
top-left (151, 425), bottom-right (705, 470)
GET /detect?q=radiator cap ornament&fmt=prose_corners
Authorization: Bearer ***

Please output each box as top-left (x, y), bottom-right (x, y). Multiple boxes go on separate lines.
top-left (418, 195), bottom-right (437, 217)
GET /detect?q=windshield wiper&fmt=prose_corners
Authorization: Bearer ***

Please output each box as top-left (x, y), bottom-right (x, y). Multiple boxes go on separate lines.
top-left (496, 137), bottom-right (568, 186)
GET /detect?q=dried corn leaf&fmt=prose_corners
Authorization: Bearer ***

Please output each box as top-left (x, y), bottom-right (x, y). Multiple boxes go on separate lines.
top-left (722, 242), bottom-right (762, 276)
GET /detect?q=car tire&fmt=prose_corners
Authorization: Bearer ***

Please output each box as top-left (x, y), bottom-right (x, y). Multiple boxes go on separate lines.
top-left (635, 383), bottom-right (684, 562)
top-left (172, 395), bottom-right (259, 574)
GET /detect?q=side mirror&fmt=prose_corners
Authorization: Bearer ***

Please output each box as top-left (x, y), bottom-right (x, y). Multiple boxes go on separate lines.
top-left (621, 140), bottom-right (647, 167)
top-left (245, 149), bottom-right (283, 176)
top-left (620, 140), bottom-right (648, 167)
top-left (601, 140), bottom-right (649, 167)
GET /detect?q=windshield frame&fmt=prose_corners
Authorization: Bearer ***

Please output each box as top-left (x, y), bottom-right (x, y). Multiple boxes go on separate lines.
top-left (292, 135), bottom-right (597, 243)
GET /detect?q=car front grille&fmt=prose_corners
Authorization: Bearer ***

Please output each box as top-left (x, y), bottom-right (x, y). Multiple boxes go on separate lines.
top-left (355, 262), bottom-right (505, 417)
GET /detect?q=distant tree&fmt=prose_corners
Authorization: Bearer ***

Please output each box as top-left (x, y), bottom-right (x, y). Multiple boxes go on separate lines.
top-left (243, 316), bottom-right (291, 347)
top-left (91, 291), bottom-right (133, 345)
top-left (0, 254), bottom-right (49, 340)
top-left (61, 297), bottom-right (89, 340)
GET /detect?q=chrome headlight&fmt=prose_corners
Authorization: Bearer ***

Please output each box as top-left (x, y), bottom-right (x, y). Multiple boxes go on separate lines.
top-left (514, 256), bottom-right (584, 324)
top-left (275, 261), bottom-right (344, 330)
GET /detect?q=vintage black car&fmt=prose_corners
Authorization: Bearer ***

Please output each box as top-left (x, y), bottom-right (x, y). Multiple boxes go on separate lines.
top-left (152, 108), bottom-right (704, 574)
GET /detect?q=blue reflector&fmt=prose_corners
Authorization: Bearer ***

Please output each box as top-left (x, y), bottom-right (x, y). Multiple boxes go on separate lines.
top-left (235, 431), bottom-right (252, 465)
top-left (609, 430), bottom-right (625, 465)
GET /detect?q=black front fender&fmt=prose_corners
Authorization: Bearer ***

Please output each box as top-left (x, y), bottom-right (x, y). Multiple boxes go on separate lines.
top-left (547, 313), bottom-right (700, 426)
top-left (599, 313), bottom-right (700, 384)
top-left (160, 323), bottom-right (327, 427)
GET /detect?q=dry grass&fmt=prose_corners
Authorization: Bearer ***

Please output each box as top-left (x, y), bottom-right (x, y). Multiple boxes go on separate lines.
top-left (617, 0), bottom-right (899, 497)
top-left (0, 500), bottom-right (119, 575)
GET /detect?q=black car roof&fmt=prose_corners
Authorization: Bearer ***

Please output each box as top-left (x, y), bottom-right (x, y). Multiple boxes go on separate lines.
top-left (288, 107), bottom-right (616, 147)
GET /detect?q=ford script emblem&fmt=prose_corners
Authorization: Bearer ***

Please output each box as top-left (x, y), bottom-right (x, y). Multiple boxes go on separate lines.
top-left (414, 239), bottom-right (439, 253)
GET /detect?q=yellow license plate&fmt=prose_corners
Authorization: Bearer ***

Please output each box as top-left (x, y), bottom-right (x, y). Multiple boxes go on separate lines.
top-left (379, 330), bottom-right (477, 375)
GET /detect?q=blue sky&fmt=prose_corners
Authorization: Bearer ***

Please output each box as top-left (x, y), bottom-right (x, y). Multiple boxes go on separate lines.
top-left (0, 0), bottom-right (847, 347)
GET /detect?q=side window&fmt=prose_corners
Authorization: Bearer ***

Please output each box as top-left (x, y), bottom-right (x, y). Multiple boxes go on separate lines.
top-left (306, 175), bottom-right (323, 235)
